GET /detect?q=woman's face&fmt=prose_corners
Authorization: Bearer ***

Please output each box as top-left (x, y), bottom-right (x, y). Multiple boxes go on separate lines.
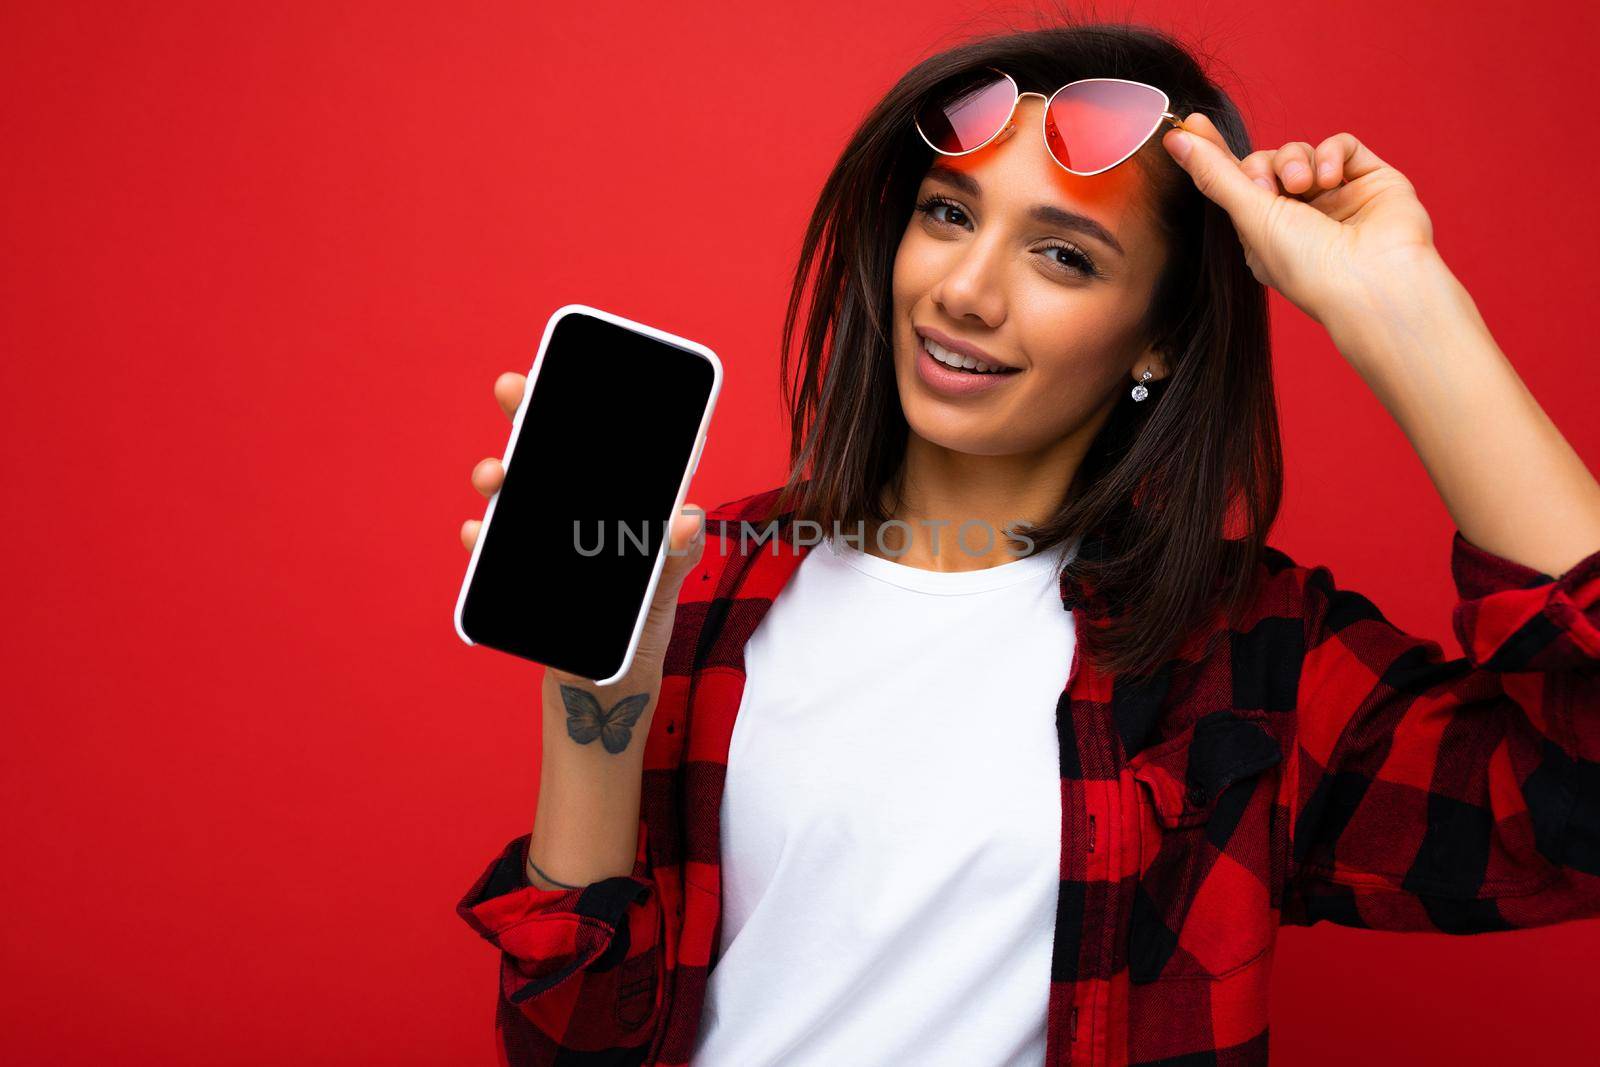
top-left (891, 96), bottom-right (1173, 458)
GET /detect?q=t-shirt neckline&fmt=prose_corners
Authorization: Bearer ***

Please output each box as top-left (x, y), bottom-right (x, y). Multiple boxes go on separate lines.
top-left (823, 532), bottom-right (1079, 596)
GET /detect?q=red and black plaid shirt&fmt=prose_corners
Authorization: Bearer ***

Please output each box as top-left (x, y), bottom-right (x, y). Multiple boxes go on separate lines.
top-left (458, 482), bottom-right (1600, 1065)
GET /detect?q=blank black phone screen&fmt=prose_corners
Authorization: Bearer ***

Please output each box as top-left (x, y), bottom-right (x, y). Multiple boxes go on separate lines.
top-left (459, 311), bottom-right (715, 680)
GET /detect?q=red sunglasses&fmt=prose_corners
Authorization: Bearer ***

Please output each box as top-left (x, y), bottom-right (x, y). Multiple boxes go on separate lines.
top-left (913, 67), bottom-right (1191, 177)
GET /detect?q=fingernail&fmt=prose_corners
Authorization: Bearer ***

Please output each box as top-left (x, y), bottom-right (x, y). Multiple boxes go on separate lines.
top-left (1285, 163), bottom-right (1306, 183)
top-left (1318, 162), bottom-right (1336, 182)
top-left (1253, 177), bottom-right (1275, 192)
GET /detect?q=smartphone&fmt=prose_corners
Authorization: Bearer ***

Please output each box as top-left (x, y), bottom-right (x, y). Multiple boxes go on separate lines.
top-left (454, 304), bottom-right (722, 684)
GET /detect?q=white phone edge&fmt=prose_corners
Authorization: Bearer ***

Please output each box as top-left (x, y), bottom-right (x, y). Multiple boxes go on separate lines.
top-left (453, 302), bottom-right (724, 687)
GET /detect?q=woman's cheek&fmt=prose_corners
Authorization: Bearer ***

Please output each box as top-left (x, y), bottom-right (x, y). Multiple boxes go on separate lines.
top-left (1021, 356), bottom-right (1107, 429)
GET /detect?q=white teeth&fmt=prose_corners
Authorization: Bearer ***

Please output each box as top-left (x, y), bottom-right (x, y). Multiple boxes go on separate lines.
top-left (923, 337), bottom-right (1006, 373)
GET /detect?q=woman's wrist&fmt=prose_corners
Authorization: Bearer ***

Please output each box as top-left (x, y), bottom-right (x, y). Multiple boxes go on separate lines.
top-left (1319, 246), bottom-right (1471, 373)
top-left (525, 845), bottom-right (584, 890)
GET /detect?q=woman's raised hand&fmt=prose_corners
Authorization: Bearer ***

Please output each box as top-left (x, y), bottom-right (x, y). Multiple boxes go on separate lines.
top-left (1161, 113), bottom-right (1438, 326)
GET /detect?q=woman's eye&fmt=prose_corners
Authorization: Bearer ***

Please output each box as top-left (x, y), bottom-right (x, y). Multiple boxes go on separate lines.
top-left (1044, 244), bottom-right (1097, 276)
top-left (916, 197), bottom-right (966, 227)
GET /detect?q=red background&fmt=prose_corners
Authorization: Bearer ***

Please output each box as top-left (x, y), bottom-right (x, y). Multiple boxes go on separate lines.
top-left (4, 2), bottom-right (1597, 1063)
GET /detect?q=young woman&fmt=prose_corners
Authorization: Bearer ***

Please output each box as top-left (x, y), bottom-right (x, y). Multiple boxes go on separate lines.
top-left (453, 23), bottom-right (1600, 1067)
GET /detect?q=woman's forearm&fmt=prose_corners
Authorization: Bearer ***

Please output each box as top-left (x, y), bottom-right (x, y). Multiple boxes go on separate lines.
top-left (1322, 249), bottom-right (1600, 577)
top-left (525, 667), bottom-right (658, 890)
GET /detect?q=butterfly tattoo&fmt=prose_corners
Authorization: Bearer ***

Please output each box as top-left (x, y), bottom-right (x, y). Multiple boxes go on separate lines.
top-left (560, 684), bottom-right (653, 755)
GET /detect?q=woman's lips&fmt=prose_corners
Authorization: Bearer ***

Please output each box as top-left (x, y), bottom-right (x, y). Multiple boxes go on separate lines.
top-left (914, 336), bottom-right (1022, 397)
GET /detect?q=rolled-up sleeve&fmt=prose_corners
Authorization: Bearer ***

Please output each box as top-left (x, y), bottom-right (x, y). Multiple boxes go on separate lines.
top-left (1281, 529), bottom-right (1600, 932)
top-left (456, 818), bottom-right (665, 1064)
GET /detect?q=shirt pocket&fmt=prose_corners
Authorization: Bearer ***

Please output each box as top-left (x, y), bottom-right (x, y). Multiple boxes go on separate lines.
top-left (1126, 710), bottom-right (1284, 983)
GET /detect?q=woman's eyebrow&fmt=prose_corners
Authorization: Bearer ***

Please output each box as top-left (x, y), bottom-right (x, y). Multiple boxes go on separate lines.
top-left (925, 164), bottom-right (1125, 257)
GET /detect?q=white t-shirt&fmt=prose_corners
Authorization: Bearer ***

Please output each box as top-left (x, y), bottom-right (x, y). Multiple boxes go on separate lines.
top-left (691, 531), bottom-right (1080, 1066)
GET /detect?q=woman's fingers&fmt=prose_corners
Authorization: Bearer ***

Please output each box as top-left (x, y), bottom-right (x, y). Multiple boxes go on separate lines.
top-left (1241, 149), bottom-right (1281, 194)
top-left (494, 372), bottom-right (526, 421)
top-left (1247, 134), bottom-right (1386, 201)
top-left (1162, 112), bottom-right (1278, 225)
top-left (1242, 141), bottom-right (1353, 200)
top-left (463, 459), bottom-right (501, 546)
top-left (1317, 131), bottom-right (1389, 183)
top-left (462, 375), bottom-right (524, 551)
top-left (1176, 116), bottom-right (1385, 203)
top-left (472, 457), bottom-right (503, 497)
top-left (1272, 141), bottom-right (1323, 194)
top-left (1177, 112), bottom-right (1239, 161)
top-left (1312, 135), bottom-right (1344, 188)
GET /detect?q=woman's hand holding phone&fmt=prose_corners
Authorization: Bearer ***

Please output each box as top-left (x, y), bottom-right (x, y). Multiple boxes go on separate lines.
top-left (461, 371), bottom-right (708, 685)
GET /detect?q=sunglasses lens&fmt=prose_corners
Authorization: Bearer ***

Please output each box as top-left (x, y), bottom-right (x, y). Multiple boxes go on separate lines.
top-left (1045, 79), bottom-right (1167, 174)
top-left (915, 70), bottom-right (1017, 154)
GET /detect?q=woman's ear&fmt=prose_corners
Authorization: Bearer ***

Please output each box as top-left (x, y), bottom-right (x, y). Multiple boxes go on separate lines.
top-left (1133, 349), bottom-right (1171, 384)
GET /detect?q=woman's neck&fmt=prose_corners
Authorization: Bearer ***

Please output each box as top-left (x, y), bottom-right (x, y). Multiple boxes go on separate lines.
top-left (864, 433), bottom-right (1085, 572)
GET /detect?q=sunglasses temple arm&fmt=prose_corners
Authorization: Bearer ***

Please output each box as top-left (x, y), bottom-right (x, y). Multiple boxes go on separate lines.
top-left (1162, 111), bottom-right (1194, 132)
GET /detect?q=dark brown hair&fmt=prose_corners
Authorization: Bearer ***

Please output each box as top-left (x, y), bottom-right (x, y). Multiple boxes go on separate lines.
top-left (760, 17), bottom-right (1282, 681)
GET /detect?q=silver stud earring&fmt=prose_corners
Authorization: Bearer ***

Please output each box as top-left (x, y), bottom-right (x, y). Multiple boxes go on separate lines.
top-left (1131, 368), bottom-right (1154, 402)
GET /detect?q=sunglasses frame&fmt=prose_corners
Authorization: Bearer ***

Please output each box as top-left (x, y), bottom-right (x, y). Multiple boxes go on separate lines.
top-left (913, 67), bottom-right (1191, 177)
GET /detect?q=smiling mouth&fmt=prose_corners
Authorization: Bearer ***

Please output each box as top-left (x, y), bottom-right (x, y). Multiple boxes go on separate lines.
top-left (920, 336), bottom-right (1021, 375)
